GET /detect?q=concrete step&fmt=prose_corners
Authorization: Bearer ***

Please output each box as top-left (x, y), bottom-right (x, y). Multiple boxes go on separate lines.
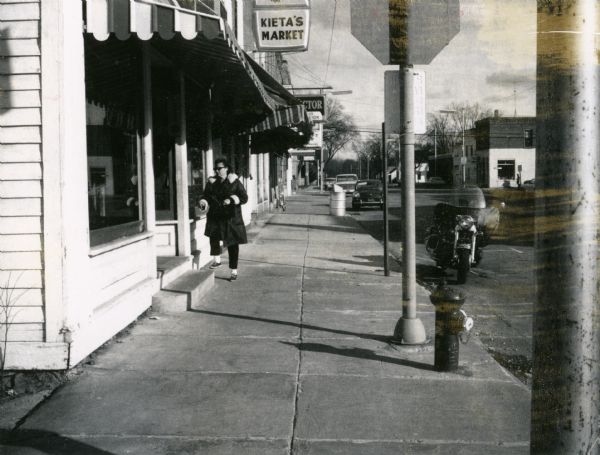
top-left (157, 256), bottom-right (192, 288)
top-left (152, 270), bottom-right (214, 313)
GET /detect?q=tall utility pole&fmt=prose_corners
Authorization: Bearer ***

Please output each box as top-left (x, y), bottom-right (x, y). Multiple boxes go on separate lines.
top-left (433, 127), bottom-right (437, 177)
top-left (531, 1), bottom-right (600, 453)
top-left (393, 66), bottom-right (426, 345)
top-left (382, 122), bottom-right (389, 277)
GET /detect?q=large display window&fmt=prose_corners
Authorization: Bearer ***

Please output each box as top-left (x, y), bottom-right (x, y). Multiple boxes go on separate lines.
top-left (84, 38), bottom-right (145, 247)
top-left (86, 104), bottom-right (144, 246)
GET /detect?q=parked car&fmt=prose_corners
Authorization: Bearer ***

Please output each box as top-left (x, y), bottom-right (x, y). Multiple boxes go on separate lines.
top-left (335, 174), bottom-right (359, 193)
top-left (352, 180), bottom-right (384, 210)
top-left (325, 177), bottom-right (336, 190)
top-left (522, 179), bottom-right (535, 190)
top-left (428, 176), bottom-right (446, 185)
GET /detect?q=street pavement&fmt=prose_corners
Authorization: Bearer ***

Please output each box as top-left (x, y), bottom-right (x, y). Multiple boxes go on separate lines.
top-left (349, 188), bottom-right (535, 385)
top-left (0, 191), bottom-right (531, 454)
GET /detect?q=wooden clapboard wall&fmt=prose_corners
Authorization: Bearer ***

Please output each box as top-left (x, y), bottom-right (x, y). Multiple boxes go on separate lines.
top-left (0, 0), bottom-right (45, 343)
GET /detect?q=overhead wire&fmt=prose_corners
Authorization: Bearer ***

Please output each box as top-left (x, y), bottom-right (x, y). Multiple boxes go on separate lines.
top-left (287, 55), bottom-right (328, 87)
top-left (323, 0), bottom-right (337, 83)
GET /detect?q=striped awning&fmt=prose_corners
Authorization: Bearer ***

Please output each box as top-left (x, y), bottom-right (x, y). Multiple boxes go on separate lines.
top-left (84, 0), bottom-right (278, 113)
top-left (249, 104), bottom-right (310, 134)
top-left (85, 0), bottom-right (222, 41)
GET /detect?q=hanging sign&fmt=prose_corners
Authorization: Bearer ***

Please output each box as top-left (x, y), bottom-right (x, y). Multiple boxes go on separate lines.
top-left (305, 111), bottom-right (323, 148)
top-left (253, 0), bottom-right (311, 52)
top-left (296, 95), bottom-right (325, 115)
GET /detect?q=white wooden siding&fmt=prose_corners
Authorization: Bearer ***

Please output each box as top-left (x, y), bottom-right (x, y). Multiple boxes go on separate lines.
top-left (0, 38), bottom-right (40, 56)
top-left (0, 56), bottom-right (41, 73)
top-left (0, 234), bottom-right (42, 252)
top-left (3, 288), bottom-right (43, 306)
top-left (0, 21), bottom-right (39, 39)
top-left (0, 3), bottom-right (40, 20)
top-left (0, 252), bottom-right (42, 270)
top-left (0, 74), bottom-right (40, 90)
top-left (0, 270), bottom-right (42, 288)
top-left (0, 108), bottom-right (42, 126)
top-left (0, 180), bottom-right (42, 198)
top-left (0, 90), bottom-right (41, 108)
top-left (0, 1), bottom-right (45, 337)
top-left (0, 144), bottom-right (41, 162)
top-left (0, 324), bottom-right (44, 342)
top-left (0, 162), bottom-right (42, 180)
top-left (0, 198), bottom-right (41, 216)
top-left (0, 217), bottom-right (41, 234)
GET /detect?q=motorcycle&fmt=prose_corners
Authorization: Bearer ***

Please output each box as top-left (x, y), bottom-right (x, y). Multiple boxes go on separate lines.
top-left (425, 186), bottom-right (499, 284)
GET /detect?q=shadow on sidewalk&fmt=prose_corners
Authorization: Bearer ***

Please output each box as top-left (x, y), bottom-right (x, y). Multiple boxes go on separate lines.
top-left (266, 222), bottom-right (363, 235)
top-left (190, 309), bottom-right (390, 342)
top-left (239, 258), bottom-right (389, 277)
top-left (0, 429), bottom-right (115, 455)
top-left (316, 255), bottom-right (402, 273)
top-left (281, 342), bottom-right (434, 372)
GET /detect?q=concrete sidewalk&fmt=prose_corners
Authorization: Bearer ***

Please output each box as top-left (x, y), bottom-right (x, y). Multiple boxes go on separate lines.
top-left (1, 192), bottom-right (530, 454)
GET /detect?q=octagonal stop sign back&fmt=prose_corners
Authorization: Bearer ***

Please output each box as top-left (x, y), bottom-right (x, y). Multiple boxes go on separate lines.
top-left (350, 0), bottom-right (460, 65)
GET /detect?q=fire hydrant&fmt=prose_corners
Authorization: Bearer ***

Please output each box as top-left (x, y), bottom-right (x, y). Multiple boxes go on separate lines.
top-left (430, 284), bottom-right (474, 372)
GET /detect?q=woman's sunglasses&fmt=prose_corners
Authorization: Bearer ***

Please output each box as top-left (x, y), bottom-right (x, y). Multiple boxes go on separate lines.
top-left (214, 166), bottom-right (226, 171)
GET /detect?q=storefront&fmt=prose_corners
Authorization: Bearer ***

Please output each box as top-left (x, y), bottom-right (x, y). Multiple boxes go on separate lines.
top-left (1, 0), bottom-right (308, 370)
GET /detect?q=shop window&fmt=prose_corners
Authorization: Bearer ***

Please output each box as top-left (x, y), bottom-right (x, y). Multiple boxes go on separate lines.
top-left (497, 160), bottom-right (515, 180)
top-left (86, 105), bottom-right (143, 247)
top-left (524, 129), bottom-right (534, 147)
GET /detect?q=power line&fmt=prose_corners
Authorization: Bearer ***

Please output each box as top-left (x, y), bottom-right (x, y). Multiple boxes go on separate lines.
top-left (324, 0), bottom-right (337, 83)
top-left (286, 60), bottom-right (326, 86)
top-left (288, 55), bottom-right (328, 86)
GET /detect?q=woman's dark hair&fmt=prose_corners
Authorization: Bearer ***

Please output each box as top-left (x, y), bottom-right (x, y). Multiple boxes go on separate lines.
top-left (214, 158), bottom-right (235, 174)
top-left (214, 158), bottom-right (229, 169)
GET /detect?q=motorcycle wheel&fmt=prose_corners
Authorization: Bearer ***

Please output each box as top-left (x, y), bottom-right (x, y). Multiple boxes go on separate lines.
top-left (456, 249), bottom-right (470, 284)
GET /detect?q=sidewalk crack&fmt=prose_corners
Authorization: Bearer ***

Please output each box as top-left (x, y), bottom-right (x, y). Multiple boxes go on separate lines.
top-left (288, 215), bottom-right (310, 455)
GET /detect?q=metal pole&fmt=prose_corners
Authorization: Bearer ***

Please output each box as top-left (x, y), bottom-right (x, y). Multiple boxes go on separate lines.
top-left (392, 66), bottom-right (426, 344)
top-left (532, 1), bottom-right (600, 453)
top-left (382, 122), bottom-right (389, 277)
top-left (461, 111), bottom-right (465, 185)
top-left (434, 127), bottom-right (437, 177)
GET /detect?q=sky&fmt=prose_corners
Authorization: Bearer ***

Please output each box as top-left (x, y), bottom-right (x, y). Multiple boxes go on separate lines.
top-left (285, 0), bottom-right (537, 135)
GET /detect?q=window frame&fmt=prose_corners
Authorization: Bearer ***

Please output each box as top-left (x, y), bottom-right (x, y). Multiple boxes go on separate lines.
top-left (497, 159), bottom-right (516, 180)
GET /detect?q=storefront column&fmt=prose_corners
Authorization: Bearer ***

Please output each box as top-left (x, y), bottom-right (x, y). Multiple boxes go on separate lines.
top-left (175, 70), bottom-right (191, 256)
top-left (305, 161), bottom-right (310, 187)
top-left (204, 110), bottom-right (214, 187)
top-left (286, 156), bottom-right (292, 196)
top-left (263, 152), bottom-right (270, 205)
top-left (258, 153), bottom-right (265, 203)
top-left (249, 151), bottom-right (259, 214)
top-left (60, 3), bottom-right (93, 335)
top-left (142, 44), bottom-right (156, 243)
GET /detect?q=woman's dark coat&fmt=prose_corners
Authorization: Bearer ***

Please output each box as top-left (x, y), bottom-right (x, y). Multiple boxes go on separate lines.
top-left (201, 173), bottom-right (248, 246)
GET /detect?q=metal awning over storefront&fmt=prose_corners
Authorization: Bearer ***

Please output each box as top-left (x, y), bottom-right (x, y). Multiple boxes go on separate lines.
top-left (244, 53), bottom-right (311, 137)
top-left (84, 0), bottom-right (279, 127)
top-left (249, 104), bottom-right (309, 134)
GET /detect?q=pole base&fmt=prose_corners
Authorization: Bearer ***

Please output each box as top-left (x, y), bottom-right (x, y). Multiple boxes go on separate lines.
top-left (391, 317), bottom-right (427, 345)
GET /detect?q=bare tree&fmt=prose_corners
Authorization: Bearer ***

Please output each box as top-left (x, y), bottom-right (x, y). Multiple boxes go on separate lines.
top-left (425, 102), bottom-right (496, 153)
top-left (0, 273), bottom-right (23, 393)
top-left (322, 97), bottom-right (357, 171)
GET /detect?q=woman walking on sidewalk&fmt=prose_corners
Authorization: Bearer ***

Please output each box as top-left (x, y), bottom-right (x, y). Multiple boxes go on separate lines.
top-left (199, 158), bottom-right (248, 281)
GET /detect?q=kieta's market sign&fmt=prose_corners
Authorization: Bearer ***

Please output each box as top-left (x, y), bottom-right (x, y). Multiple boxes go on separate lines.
top-left (254, 0), bottom-right (311, 52)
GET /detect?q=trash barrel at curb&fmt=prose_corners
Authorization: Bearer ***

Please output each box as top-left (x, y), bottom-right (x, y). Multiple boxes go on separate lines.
top-left (330, 184), bottom-right (346, 216)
